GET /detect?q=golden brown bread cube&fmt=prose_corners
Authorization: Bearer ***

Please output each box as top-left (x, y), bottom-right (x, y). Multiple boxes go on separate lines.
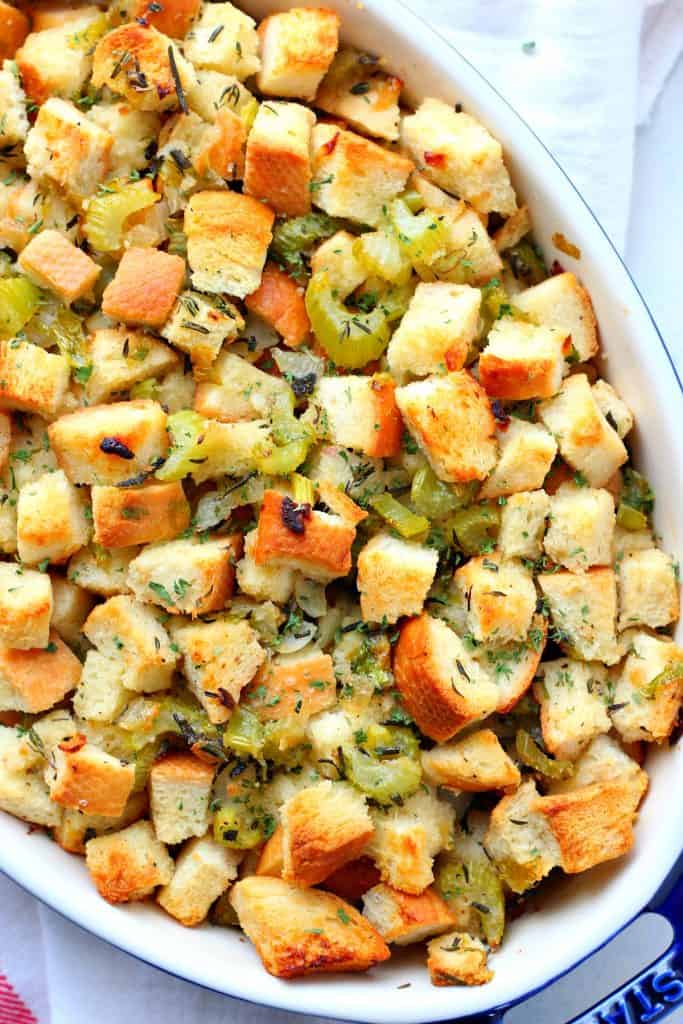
top-left (0, 340), bottom-right (70, 420)
top-left (92, 24), bottom-right (196, 112)
top-left (92, 482), bottom-right (190, 548)
top-left (18, 229), bottom-right (100, 305)
top-left (427, 931), bottom-right (493, 987)
top-left (362, 884), bottom-right (455, 945)
top-left (256, 7), bottom-right (339, 101)
top-left (46, 735), bottom-right (135, 818)
top-left (421, 729), bottom-right (521, 793)
top-left (0, 633), bottom-right (81, 714)
top-left (85, 819), bottom-right (174, 903)
top-left (0, 563), bottom-right (52, 650)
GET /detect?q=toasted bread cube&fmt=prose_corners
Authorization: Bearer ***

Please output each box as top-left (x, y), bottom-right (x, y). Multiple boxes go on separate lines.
top-left (472, 614), bottom-right (546, 714)
top-left (315, 48), bottom-right (401, 141)
top-left (479, 320), bottom-right (566, 400)
top-left (427, 205), bottom-right (503, 287)
top-left (18, 230), bottom-right (100, 305)
top-left (173, 617), bottom-right (264, 724)
top-left (24, 98), bottom-right (112, 203)
top-left (310, 123), bottom-right (412, 227)
top-left (484, 779), bottom-right (561, 893)
top-left (83, 595), bottom-right (176, 692)
top-left (149, 752), bottom-right (215, 844)
top-left (244, 262), bottom-right (310, 349)
top-left (93, 26), bottom-right (196, 112)
top-left (534, 659), bottom-right (611, 760)
top-left (72, 650), bottom-right (129, 724)
top-left (50, 573), bottom-right (95, 648)
top-left (550, 734), bottom-right (648, 796)
top-left (245, 101), bottom-right (314, 217)
top-left (479, 418), bottom-right (557, 500)
top-left (612, 525), bottom-right (656, 563)
top-left (0, 60), bottom-right (28, 148)
top-left (88, 101), bottom-right (161, 179)
top-left (402, 98), bottom-right (516, 216)
top-left (161, 290), bottom-right (243, 368)
top-left (127, 535), bottom-right (238, 615)
top-left (514, 272), bottom-right (598, 362)
top-left (236, 528), bottom-right (294, 604)
top-left (194, 101), bottom-right (248, 179)
top-left (230, 875), bottom-right (389, 978)
top-left (244, 650), bottom-right (336, 733)
top-left (321, 857), bottom-right (381, 903)
top-left (46, 736), bottom-right (135, 817)
top-left (91, 482), bottom-right (190, 549)
top-left (544, 483), bottom-right (615, 572)
top-left (427, 931), bottom-right (492, 986)
top-left (0, 340), bottom-right (69, 420)
top-left (357, 534), bottom-right (438, 625)
top-left (368, 789), bottom-right (453, 894)
top-left (17, 469), bottom-right (89, 566)
top-left (387, 282), bottom-right (480, 379)
top-left (493, 204), bottom-right (532, 252)
top-left (0, 3), bottom-right (29, 61)
top-left (184, 1), bottom-right (259, 77)
top-left (256, 7), bottom-right (339, 101)
top-left (315, 375), bottom-right (402, 459)
top-left (110, 0), bottom-right (201, 39)
top-left (194, 349), bottom-right (290, 423)
top-left (0, 633), bottom-right (80, 713)
top-left (397, 371), bottom-right (497, 484)
top-left (85, 328), bottom-right (179, 404)
top-left (310, 229), bottom-right (365, 297)
top-left (186, 67), bottom-right (255, 122)
top-left (454, 555), bottom-right (536, 644)
top-left (68, 544), bottom-right (138, 596)
top-left (253, 489), bottom-right (355, 581)
top-left (363, 884), bottom-right (455, 945)
top-left (54, 789), bottom-right (148, 855)
top-left (538, 567), bottom-right (619, 664)
top-left (101, 247), bottom-right (185, 328)
top-left (0, 563), bottom-right (52, 650)
top-left (394, 614), bottom-right (498, 742)
top-left (592, 380), bottom-right (633, 439)
top-left (48, 400), bottom-right (168, 486)
top-left (185, 190), bottom-right (274, 298)
top-left (539, 374), bottom-right (627, 488)
top-left (498, 489), bottom-right (549, 560)
top-left (181, 418), bottom-right (269, 483)
top-left (316, 481), bottom-right (367, 527)
top-left (422, 729), bottom-right (520, 793)
top-left (5, 413), bottom-right (56, 488)
top-left (617, 548), bottom-right (679, 631)
top-left (610, 632), bottom-right (683, 743)
top-left (0, 767), bottom-right (62, 827)
top-left (0, 482), bottom-right (17, 554)
top-left (0, 411), bottom-right (9, 472)
top-left (86, 819), bottom-right (174, 903)
top-left (8, 709), bottom-right (77, 774)
top-left (15, 15), bottom-right (98, 106)
top-left (158, 834), bottom-right (241, 926)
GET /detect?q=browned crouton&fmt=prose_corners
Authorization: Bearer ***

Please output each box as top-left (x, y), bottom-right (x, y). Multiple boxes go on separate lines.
top-left (85, 328), bottom-right (180, 404)
top-left (421, 729), bottom-right (521, 793)
top-left (256, 7), bottom-right (340, 101)
top-left (0, 340), bottom-right (69, 419)
top-left (316, 481), bottom-right (367, 527)
top-left (610, 632), bottom-right (683, 744)
top-left (85, 819), bottom-right (174, 903)
top-left (357, 534), bottom-right (438, 625)
top-left (453, 555), bottom-right (537, 644)
top-left (17, 469), bottom-right (90, 565)
top-left (253, 489), bottom-right (355, 581)
top-left (92, 25), bottom-right (196, 112)
top-left (245, 101), bottom-right (315, 216)
top-left (244, 651), bottom-right (336, 729)
top-left (315, 374), bottom-right (403, 458)
top-left (479, 320), bottom-right (567, 400)
top-left (0, 563), bottom-right (52, 650)
top-left (54, 790), bottom-right (148, 855)
top-left (514, 272), bottom-right (599, 362)
top-left (50, 573), bottom-right (95, 648)
top-left (427, 931), bottom-right (493, 986)
top-left (0, 633), bottom-right (81, 713)
top-left (315, 49), bottom-right (402, 141)
top-left (0, 2), bottom-right (29, 60)
top-left (102, 247), bottom-right (186, 328)
top-left (538, 567), bottom-right (619, 665)
top-left (128, 534), bottom-right (239, 615)
top-left (83, 595), bottom-right (176, 692)
top-left (110, 0), bottom-right (201, 39)
top-left (484, 779), bottom-right (561, 893)
top-left (92, 482), bottom-right (190, 548)
top-left (363, 884), bottom-right (455, 945)
top-left (321, 857), bottom-right (381, 903)
top-left (18, 230), bottom-right (100, 304)
top-left (244, 263), bottom-right (310, 349)
top-left (46, 734), bottom-right (135, 818)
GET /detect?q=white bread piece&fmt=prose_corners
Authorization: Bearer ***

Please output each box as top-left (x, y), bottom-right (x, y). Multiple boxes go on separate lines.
top-left (387, 282), bottom-right (481, 379)
top-left (0, 340), bottom-right (69, 420)
top-left (484, 779), bottom-right (561, 893)
top-left (54, 789), bottom-right (148, 855)
top-left (15, 14), bottom-right (99, 105)
top-left (17, 469), bottom-right (89, 566)
top-left (610, 631), bottom-right (683, 744)
top-left (479, 418), bottom-right (557, 499)
top-left (180, 420), bottom-right (270, 484)
top-left (0, 562), bottom-right (52, 649)
top-left (149, 752), bottom-right (215, 845)
top-left (453, 554), bottom-right (536, 644)
top-left (538, 567), bottom-right (620, 664)
top-left (357, 534), bottom-right (438, 625)
top-left (185, 2), bottom-right (260, 78)
top-left (368, 789), bottom-right (453, 894)
top-left (421, 728), bottom-right (521, 792)
top-left (85, 328), bottom-right (179, 405)
top-left (314, 374), bottom-right (401, 459)
top-left (244, 100), bottom-right (315, 217)
top-left (513, 272), bottom-right (598, 362)
top-left (93, 25), bottom-right (196, 112)
top-left (87, 102), bottom-right (160, 179)
top-left (617, 548), bottom-right (679, 631)
top-left (72, 651), bottom-right (129, 724)
top-left (68, 545), bottom-right (138, 597)
top-left (256, 7), bottom-right (339, 100)
top-left (236, 529), bottom-right (295, 605)
top-left (592, 380), bottom-right (633, 439)
top-left (534, 658), bottom-right (611, 760)
top-left (0, 61), bottom-right (28, 148)
top-left (187, 68), bottom-right (255, 122)
top-left (427, 931), bottom-right (493, 987)
top-left (82, 595), bottom-right (176, 692)
top-left (158, 834), bottom-right (242, 926)
top-left (363, 884), bottom-right (455, 945)
top-left (127, 535), bottom-right (238, 616)
top-left (493, 204), bottom-right (532, 252)
top-left (24, 97), bottom-right (112, 203)
top-left (549, 734), bottom-right (648, 796)
top-left (194, 350), bottom-right (290, 423)
top-left (498, 489), bottom-right (550, 560)
top-left (479, 319), bottom-right (566, 400)
top-left (0, 766), bottom-right (62, 827)
top-left (162, 291), bottom-right (243, 368)
top-left (315, 48), bottom-right (401, 141)
top-left (305, 708), bottom-right (354, 763)
top-left (472, 613), bottom-right (547, 713)
top-left (6, 413), bottom-right (57, 489)
top-left (426, 206), bottom-right (503, 287)
top-left (612, 525), bottom-right (655, 563)
top-left (310, 230), bottom-right (366, 298)
top-left (544, 482), bottom-right (615, 572)
top-left (0, 633), bottom-right (81, 713)
top-left (85, 819), bottom-right (174, 903)
top-left (45, 736), bottom-right (135, 817)
top-left (49, 574), bottom-right (95, 648)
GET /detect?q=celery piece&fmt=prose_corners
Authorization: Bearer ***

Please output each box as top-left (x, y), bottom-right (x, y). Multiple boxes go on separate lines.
top-left (506, 239), bottom-right (548, 287)
top-left (213, 802), bottom-right (264, 849)
top-left (411, 466), bottom-right (475, 520)
top-left (354, 230), bottom-right (412, 285)
top-left (364, 723), bottom-right (420, 759)
top-left (450, 503), bottom-right (500, 555)
top-left (305, 271), bottom-right (390, 369)
top-left (223, 707), bottom-right (264, 759)
top-left (84, 179), bottom-right (160, 253)
top-left (270, 213), bottom-right (342, 281)
top-left (130, 378), bottom-right (159, 400)
top-left (290, 472), bottom-right (315, 505)
top-left (343, 744), bottom-right (421, 805)
top-left (0, 277), bottom-right (41, 341)
top-left (437, 857), bottom-right (505, 947)
top-left (389, 198), bottom-right (448, 266)
top-left (515, 729), bottom-right (574, 781)
top-left (155, 409), bottom-right (205, 482)
top-left (616, 504), bottom-right (648, 531)
top-left (369, 492), bottom-right (429, 538)
top-left (618, 467), bottom-right (654, 528)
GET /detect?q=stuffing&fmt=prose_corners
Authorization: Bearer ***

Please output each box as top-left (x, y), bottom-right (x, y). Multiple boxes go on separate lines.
top-left (479, 319), bottom-right (566, 400)
top-left (54, 790), bottom-right (148, 855)
top-left (244, 262), bottom-right (310, 349)
top-left (357, 534), bottom-right (438, 624)
top-left (245, 101), bottom-right (315, 217)
top-left (46, 734), bottom-right (135, 818)
top-left (0, 61), bottom-right (28, 149)
top-left (195, 104), bottom-right (248, 180)
top-left (538, 374), bottom-right (627, 488)
top-left (367, 789), bottom-right (453, 894)
top-left (149, 752), bottom-right (215, 844)
top-left (0, 633), bottom-right (81, 713)
top-left (83, 595), bottom-right (177, 692)
top-left (236, 529), bottom-right (295, 604)
top-left (592, 380), bottom-right (633, 439)
top-left (310, 230), bottom-right (366, 297)
top-left (484, 779), bottom-right (561, 893)
top-left (513, 272), bottom-right (599, 362)
top-left (427, 206), bottom-right (503, 287)
top-left (85, 328), bottom-right (179, 404)
top-left (172, 617), bottom-right (265, 724)
top-left (498, 489), bottom-right (549, 560)
top-left (255, 827), bottom-right (284, 877)
top-left (427, 931), bottom-right (493, 987)
top-left (16, 468), bottom-right (89, 566)
top-left (0, 412), bottom-right (9, 472)
top-left (230, 875), bottom-right (390, 978)
top-left (186, 68), bottom-right (255, 123)
top-left (162, 290), bottom-right (244, 368)
top-left (617, 548), bottom-right (679, 631)
top-left (402, 98), bottom-right (516, 216)
top-left (493, 204), bottom-right (532, 252)
top-left (473, 614), bottom-right (547, 713)
top-left (0, 3), bottom-right (29, 61)
top-left (194, 350), bottom-right (290, 423)
top-left (68, 545), bottom-right (139, 596)
top-left (72, 650), bottom-right (129, 724)
top-left (48, 400), bottom-right (168, 486)
top-left (612, 524), bottom-right (655, 563)
top-left (184, 1), bottom-right (260, 78)
top-left (316, 481), bottom-right (367, 527)
top-left (0, 768), bottom-right (62, 827)
top-left (253, 489), bottom-right (355, 582)
top-left (50, 574), bottom-right (95, 648)
top-left (109, 0), bottom-right (201, 39)
top-left (315, 374), bottom-right (402, 458)
top-left (393, 614), bottom-right (499, 742)
top-left (544, 482), bottom-right (615, 572)
top-left (479, 418), bottom-right (557, 500)
top-left (421, 729), bottom-right (520, 793)
top-left (18, 230), bottom-right (100, 305)
top-left (363, 884), bottom-right (455, 945)
top-left (538, 567), bottom-right (620, 664)
top-left (158, 834), bottom-right (241, 926)
top-left (24, 98), bottom-right (112, 203)
top-left (0, 340), bottom-right (70, 420)
top-left (92, 25), bottom-right (196, 112)
top-left (306, 708), bottom-right (354, 764)
top-left (127, 534), bottom-right (240, 615)
top-left (15, 15), bottom-right (100, 106)
top-left (396, 371), bottom-right (497, 483)
top-left (0, 562), bottom-right (52, 650)
top-left (178, 419), bottom-right (270, 483)
top-left (92, 482), bottom-right (190, 549)
top-left (315, 49), bottom-right (402, 141)
top-left (453, 554), bottom-right (537, 644)
top-left (387, 282), bottom-right (481, 379)
top-left (0, 481), bottom-right (16, 555)
top-left (610, 631), bottom-right (683, 744)
top-left (256, 7), bottom-right (339, 100)
top-left (101, 247), bottom-right (186, 328)
top-left (85, 819), bottom-right (174, 903)
top-left (185, 190), bottom-right (275, 298)
top-left (244, 650), bottom-right (336, 731)
top-left (310, 123), bottom-right (413, 228)
top-left (533, 658), bottom-right (611, 760)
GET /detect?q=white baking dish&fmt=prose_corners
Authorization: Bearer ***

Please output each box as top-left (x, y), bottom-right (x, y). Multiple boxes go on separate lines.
top-left (1, 2), bottom-right (682, 1021)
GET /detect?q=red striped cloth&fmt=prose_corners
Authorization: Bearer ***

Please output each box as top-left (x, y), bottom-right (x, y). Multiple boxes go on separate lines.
top-left (0, 973), bottom-right (37, 1024)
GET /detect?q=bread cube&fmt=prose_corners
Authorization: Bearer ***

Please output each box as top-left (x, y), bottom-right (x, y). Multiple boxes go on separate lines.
top-left (321, 857), bottom-right (381, 903)
top-left (310, 229), bottom-right (366, 297)
top-left (256, 7), bottom-right (339, 100)
top-left (0, 411), bottom-right (9, 473)
top-left (236, 528), bottom-right (294, 604)
top-left (92, 482), bottom-right (190, 549)
top-left (244, 262), bottom-right (310, 349)
top-left (15, 15), bottom-right (98, 106)
top-left (5, 413), bottom-right (57, 489)
top-left (0, 632), bottom-right (80, 713)
top-left (534, 659), bottom-right (611, 760)
top-left (88, 101), bottom-right (161, 179)
top-left (110, 0), bottom-right (201, 39)
top-left (101, 247), bottom-right (185, 329)
top-left (83, 595), bottom-right (176, 692)
top-left (149, 752), bottom-right (215, 844)
top-left (46, 735), bottom-right (134, 818)
top-left (173, 617), bottom-right (264, 724)
top-left (54, 789), bottom-right (148, 855)
top-left (161, 290), bottom-right (244, 368)
top-left (231, 875), bottom-right (389, 977)
top-left (479, 419), bottom-right (557, 499)
top-left (484, 779), bottom-right (561, 893)
top-left (316, 480), bottom-right (367, 527)
top-left (0, 61), bottom-right (28, 149)
top-left (68, 544), bottom-right (138, 596)
top-left (610, 632), bottom-right (683, 744)
top-left (253, 489), bottom-right (355, 581)
top-left (0, 3), bottom-right (29, 61)
top-left (24, 98), bottom-right (112, 203)
top-left (394, 614), bottom-right (498, 742)
top-left (0, 481), bottom-right (17, 555)
top-left (387, 282), bottom-right (481, 379)
top-left (544, 483), bottom-right (615, 572)
top-left (617, 548), bottom-right (679, 631)
top-left (0, 768), bottom-right (62, 827)
top-left (315, 49), bottom-right (402, 141)
top-left (357, 534), bottom-right (438, 625)
top-left (539, 374), bottom-right (627, 487)
top-left (158, 834), bottom-right (241, 926)
top-left (50, 573), bottom-right (95, 648)
top-left (454, 554), bottom-right (536, 644)
top-left (498, 489), bottom-right (549, 560)
top-left (127, 534), bottom-right (239, 615)
top-left (185, 190), bottom-right (274, 298)
top-left (538, 567), bottom-right (619, 664)
top-left (421, 729), bottom-right (520, 792)
top-left (19, 230), bottom-right (100, 306)
top-left (315, 374), bottom-right (402, 459)
top-left (0, 562), bottom-right (52, 649)
top-left (86, 819), bottom-right (174, 903)
top-left (305, 708), bottom-right (354, 765)
top-left (184, 1), bottom-right (259, 78)
top-left (402, 98), bottom-right (516, 216)
top-left (93, 25), bottom-right (196, 112)
top-left (368, 789), bottom-right (453, 894)
top-left (592, 380), bottom-right (633, 439)
top-left (72, 650), bottom-right (129, 723)
top-left (245, 101), bottom-right (314, 217)
top-left (363, 884), bottom-right (454, 946)
top-left (310, 123), bottom-right (413, 227)
top-left (396, 371), bottom-right (497, 484)
top-left (0, 340), bottom-right (69, 419)
top-left (244, 650), bottom-right (336, 731)
top-left (513, 272), bottom-right (598, 362)
top-left (550, 734), bottom-right (648, 796)
top-left (180, 418), bottom-right (269, 483)
top-left (427, 932), bottom-right (492, 987)
top-left (612, 524), bottom-right (655, 563)
top-left (493, 204), bottom-right (532, 252)
top-left (472, 614), bottom-right (547, 714)
top-left (430, 206), bottom-right (503, 286)
top-left (17, 469), bottom-right (89, 566)
top-left (194, 350), bottom-right (290, 423)
top-left (479, 319), bottom-right (566, 400)
top-left (48, 400), bottom-right (168, 486)
top-left (86, 328), bottom-right (179, 404)
top-left (186, 68), bottom-right (255, 122)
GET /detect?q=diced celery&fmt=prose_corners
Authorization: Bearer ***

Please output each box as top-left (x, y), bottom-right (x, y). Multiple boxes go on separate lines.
top-left (450, 503), bottom-right (500, 555)
top-left (305, 271), bottom-right (390, 369)
top-left (84, 179), bottom-right (160, 253)
top-left (155, 409), bottom-right (205, 482)
top-left (506, 240), bottom-right (548, 287)
top-left (369, 492), bottom-right (429, 538)
top-left (618, 467), bottom-right (654, 529)
top-left (213, 801), bottom-right (264, 849)
top-left (515, 729), bottom-right (574, 780)
top-left (290, 472), bottom-right (315, 505)
top-left (364, 723), bottom-right (420, 759)
top-left (388, 198), bottom-right (448, 266)
top-left (0, 277), bottom-right (41, 341)
top-left (270, 213), bottom-right (342, 281)
top-left (130, 377), bottom-right (159, 400)
top-left (343, 744), bottom-right (421, 805)
top-left (616, 504), bottom-right (648, 531)
top-left (411, 466), bottom-right (475, 520)
top-left (223, 707), bottom-right (264, 759)
top-left (353, 230), bottom-right (412, 285)
top-left (437, 857), bottom-right (505, 947)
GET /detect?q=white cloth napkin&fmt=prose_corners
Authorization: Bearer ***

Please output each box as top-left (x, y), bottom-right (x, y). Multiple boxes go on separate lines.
top-left (1, 3), bottom-right (682, 1022)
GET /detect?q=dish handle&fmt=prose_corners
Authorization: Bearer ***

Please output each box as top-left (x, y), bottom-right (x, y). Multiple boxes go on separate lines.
top-left (459, 856), bottom-right (683, 1024)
